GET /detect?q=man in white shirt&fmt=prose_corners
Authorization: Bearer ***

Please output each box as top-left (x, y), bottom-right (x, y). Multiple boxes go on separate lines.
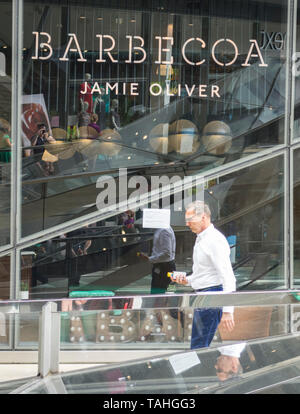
top-left (171, 201), bottom-right (236, 349)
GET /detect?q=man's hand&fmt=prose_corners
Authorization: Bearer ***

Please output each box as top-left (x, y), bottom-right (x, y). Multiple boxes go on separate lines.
top-left (172, 273), bottom-right (188, 285)
top-left (220, 312), bottom-right (235, 332)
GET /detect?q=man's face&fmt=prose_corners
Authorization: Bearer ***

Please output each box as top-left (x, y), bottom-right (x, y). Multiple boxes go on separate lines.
top-left (215, 355), bottom-right (240, 382)
top-left (185, 208), bottom-right (204, 234)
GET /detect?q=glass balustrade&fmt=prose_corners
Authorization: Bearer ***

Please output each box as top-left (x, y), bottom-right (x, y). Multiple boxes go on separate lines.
top-left (0, 291), bottom-right (299, 393)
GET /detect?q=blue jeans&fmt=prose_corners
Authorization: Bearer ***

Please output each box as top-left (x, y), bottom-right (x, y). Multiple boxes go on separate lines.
top-left (190, 285), bottom-right (223, 349)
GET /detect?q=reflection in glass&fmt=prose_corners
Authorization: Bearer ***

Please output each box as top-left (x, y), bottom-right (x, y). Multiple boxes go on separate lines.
top-left (293, 4), bottom-right (300, 139)
top-left (21, 1), bottom-right (287, 237)
top-left (20, 153), bottom-right (284, 305)
top-left (0, 254), bottom-right (10, 300)
top-left (0, 1), bottom-right (12, 247)
top-left (10, 294), bottom-right (289, 351)
top-left (294, 148), bottom-right (300, 288)
top-left (215, 156), bottom-right (285, 290)
top-left (0, 254), bottom-right (11, 348)
top-left (14, 332), bottom-right (300, 393)
top-left (5, 297), bottom-right (294, 390)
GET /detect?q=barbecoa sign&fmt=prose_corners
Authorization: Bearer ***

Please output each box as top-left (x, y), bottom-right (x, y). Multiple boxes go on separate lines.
top-left (31, 32), bottom-right (269, 97)
top-left (32, 32), bottom-right (268, 68)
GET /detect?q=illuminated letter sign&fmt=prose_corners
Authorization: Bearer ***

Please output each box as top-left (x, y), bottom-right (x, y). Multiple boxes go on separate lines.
top-left (59, 33), bottom-right (87, 62)
top-left (30, 32), bottom-right (268, 69)
top-left (242, 39), bottom-right (268, 67)
top-left (32, 31), bottom-right (53, 60)
top-left (96, 35), bottom-right (118, 63)
top-left (211, 39), bottom-right (238, 66)
top-left (155, 36), bottom-right (174, 64)
top-left (125, 36), bottom-right (147, 63)
top-left (182, 38), bottom-right (206, 66)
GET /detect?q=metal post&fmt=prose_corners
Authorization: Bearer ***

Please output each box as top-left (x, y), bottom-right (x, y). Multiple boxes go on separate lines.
top-left (38, 302), bottom-right (61, 378)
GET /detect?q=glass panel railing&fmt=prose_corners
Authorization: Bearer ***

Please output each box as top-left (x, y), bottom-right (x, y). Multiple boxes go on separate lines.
top-left (0, 290), bottom-right (299, 393)
top-left (0, 290), bottom-right (297, 351)
top-left (23, 333), bottom-right (300, 395)
top-left (0, 290), bottom-right (299, 394)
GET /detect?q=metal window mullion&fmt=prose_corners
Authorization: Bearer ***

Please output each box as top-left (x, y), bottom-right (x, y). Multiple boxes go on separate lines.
top-left (283, 149), bottom-right (291, 289)
top-left (291, 0), bottom-right (298, 290)
top-left (290, 147), bottom-right (295, 289)
top-left (11, 0), bottom-right (23, 302)
top-left (286, 0), bottom-right (298, 290)
top-left (290, 0), bottom-right (299, 291)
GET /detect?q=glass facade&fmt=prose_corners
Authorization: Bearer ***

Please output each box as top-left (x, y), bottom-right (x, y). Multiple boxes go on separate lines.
top-left (20, 0), bottom-right (289, 236)
top-left (0, 1), bottom-right (12, 247)
top-left (1, 0), bottom-right (300, 352)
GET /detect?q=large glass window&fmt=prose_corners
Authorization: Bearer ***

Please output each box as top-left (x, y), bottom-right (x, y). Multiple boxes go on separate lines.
top-left (293, 2), bottom-right (300, 140)
top-left (0, 1), bottom-right (12, 247)
top-left (21, 0), bottom-right (288, 237)
top-left (214, 155), bottom-right (285, 290)
top-left (294, 147), bottom-right (300, 288)
top-left (20, 153), bottom-right (285, 303)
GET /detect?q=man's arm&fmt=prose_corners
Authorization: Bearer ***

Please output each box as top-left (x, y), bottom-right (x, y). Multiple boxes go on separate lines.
top-left (209, 237), bottom-right (236, 331)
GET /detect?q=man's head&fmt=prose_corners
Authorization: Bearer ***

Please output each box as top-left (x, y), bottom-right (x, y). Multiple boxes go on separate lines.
top-left (185, 201), bottom-right (211, 234)
top-left (215, 355), bottom-right (243, 382)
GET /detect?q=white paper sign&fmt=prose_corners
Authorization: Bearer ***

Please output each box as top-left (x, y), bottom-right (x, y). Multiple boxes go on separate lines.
top-left (169, 352), bottom-right (200, 375)
top-left (142, 208), bottom-right (170, 228)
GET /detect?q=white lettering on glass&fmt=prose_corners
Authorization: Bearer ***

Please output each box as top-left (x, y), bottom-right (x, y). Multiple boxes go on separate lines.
top-left (59, 33), bottom-right (87, 62)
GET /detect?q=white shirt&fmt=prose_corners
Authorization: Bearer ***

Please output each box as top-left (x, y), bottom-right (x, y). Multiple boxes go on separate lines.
top-left (218, 343), bottom-right (246, 358)
top-left (186, 224), bottom-right (236, 312)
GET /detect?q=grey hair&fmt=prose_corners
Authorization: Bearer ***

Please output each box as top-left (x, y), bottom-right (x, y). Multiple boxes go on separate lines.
top-left (186, 201), bottom-right (211, 217)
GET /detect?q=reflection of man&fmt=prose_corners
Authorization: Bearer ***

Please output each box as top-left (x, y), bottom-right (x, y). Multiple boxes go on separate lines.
top-left (171, 201), bottom-right (236, 349)
top-left (139, 227), bottom-right (176, 294)
top-left (216, 343), bottom-right (245, 381)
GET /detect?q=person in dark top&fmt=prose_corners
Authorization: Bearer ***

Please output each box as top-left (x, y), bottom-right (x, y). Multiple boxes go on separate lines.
top-left (139, 226), bottom-right (176, 294)
top-left (30, 122), bottom-right (56, 175)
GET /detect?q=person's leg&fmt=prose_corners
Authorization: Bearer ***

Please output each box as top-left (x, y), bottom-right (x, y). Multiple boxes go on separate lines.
top-left (150, 261), bottom-right (175, 294)
top-left (190, 286), bottom-right (223, 349)
top-left (151, 265), bottom-right (165, 294)
top-left (190, 307), bottom-right (223, 349)
top-left (150, 264), bottom-right (171, 294)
